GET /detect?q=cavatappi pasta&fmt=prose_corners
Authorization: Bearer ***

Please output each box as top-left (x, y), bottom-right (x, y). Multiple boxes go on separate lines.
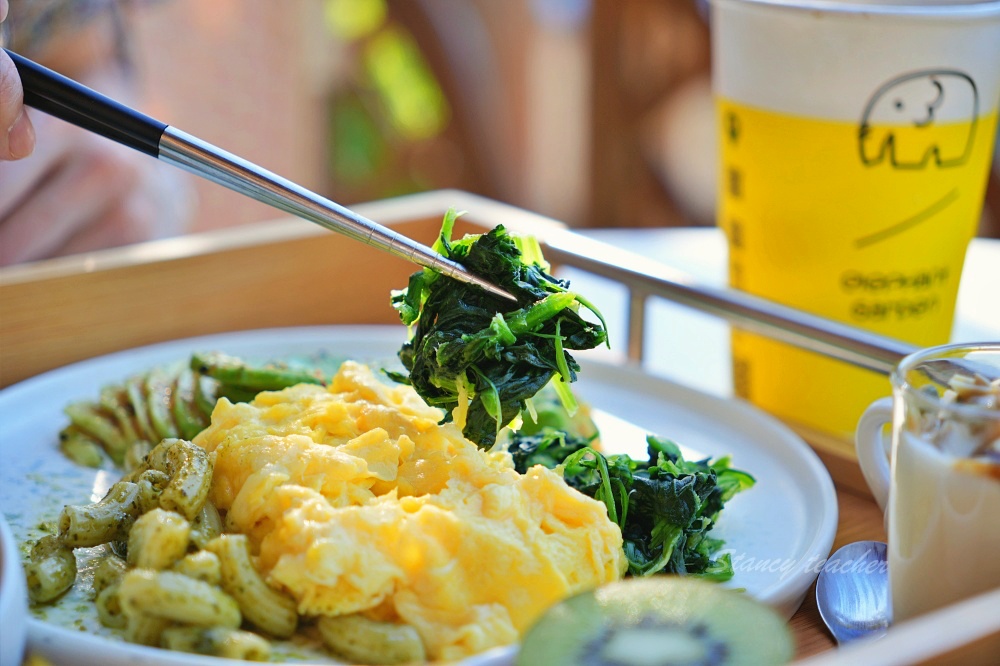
top-left (203, 534), bottom-right (298, 639)
top-left (25, 438), bottom-right (289, 660)
top-left (23, 535), bottom-right (76, 604)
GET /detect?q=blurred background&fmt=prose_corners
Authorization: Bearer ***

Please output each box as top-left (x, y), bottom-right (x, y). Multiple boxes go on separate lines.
top-left (5, 0), bottom-right (1000, 241)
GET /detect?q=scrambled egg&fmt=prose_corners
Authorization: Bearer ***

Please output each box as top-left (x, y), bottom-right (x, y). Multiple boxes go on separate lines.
top-left (193, 361), bottom-right (625, 661)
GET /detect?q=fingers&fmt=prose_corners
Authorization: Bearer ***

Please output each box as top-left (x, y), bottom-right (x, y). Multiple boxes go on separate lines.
top-left (0, 136), bottom-right (195, 264)
top-left (54, 199), bottom-right (150, 257)
top-left (0, 47), bottom-right (36, 160)
top-left (0, 140), bottom-right (137, 264)
top-left (55, 160), bottom-right (195, 257)
top-left (0, 113), bottom-right (82, 215)
top-left (1, 0), bottom-right (36, 160)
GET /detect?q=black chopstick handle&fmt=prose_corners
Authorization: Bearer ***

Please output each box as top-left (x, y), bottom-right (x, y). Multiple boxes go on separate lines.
top-left (3, 48), bottom-right (167, 157)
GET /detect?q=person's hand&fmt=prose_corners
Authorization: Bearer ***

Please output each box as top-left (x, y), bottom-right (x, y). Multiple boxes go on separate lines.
top-left (0, 0), bottom-right (36, 161)
top-left (0, 110), bottom-right (193, 264)
top-left (0, 10), bottom-right (193, 266)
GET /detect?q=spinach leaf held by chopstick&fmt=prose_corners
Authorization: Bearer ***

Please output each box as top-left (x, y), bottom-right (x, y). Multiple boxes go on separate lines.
top-left (388, 209), bottom-right (608, 449)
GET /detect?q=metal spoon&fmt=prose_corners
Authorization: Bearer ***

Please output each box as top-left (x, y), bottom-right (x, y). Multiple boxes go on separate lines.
top-left (918, 355), bottom-right (1000, 387)
top-left (815, 540), bottom-right (891, 645)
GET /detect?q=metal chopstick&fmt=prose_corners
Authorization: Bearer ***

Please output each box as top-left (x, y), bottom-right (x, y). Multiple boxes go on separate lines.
top-left (536, 227), bottom-right (920, 375)
top-left (4, 48), bottom-right (516, 303)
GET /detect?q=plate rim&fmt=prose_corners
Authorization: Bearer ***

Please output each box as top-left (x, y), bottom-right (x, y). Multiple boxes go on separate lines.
top-left (577, 359), bottom-right (839, 614)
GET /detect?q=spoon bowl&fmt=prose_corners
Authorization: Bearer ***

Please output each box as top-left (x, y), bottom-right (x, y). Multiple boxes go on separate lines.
top-left (815, 540), bottom-right (891, 645)
top-left (918, 356), bottom-right (1000, 388)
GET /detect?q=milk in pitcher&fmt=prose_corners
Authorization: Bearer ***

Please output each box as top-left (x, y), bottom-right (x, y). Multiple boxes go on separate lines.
top-left (888, 421), bottom-right (1000, 621)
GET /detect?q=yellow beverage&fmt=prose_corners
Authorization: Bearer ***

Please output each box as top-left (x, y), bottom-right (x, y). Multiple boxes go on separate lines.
top-left (717, 99), bottom-right (998, 437)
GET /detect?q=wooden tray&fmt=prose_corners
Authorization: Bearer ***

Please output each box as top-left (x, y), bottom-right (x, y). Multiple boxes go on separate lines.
top-left (2, 189), bottom-right (996, 664)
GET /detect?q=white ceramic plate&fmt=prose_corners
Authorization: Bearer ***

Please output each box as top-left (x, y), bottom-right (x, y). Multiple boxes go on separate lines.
top-left (0, 326), bottom-right (837, 666)
top-left (0, 514), bottom-right (29, 666)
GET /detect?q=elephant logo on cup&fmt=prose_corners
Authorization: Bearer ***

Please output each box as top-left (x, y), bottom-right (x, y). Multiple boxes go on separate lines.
top-left (858, 70), bottom-right (979, 169)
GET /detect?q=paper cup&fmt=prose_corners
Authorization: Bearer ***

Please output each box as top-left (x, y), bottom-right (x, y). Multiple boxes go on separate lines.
top-left (710, 0), bottom-right (1000, 438)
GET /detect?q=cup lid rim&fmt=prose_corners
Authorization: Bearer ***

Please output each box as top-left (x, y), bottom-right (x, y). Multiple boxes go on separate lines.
top-left (709, 0), bottom-right (1000, 19)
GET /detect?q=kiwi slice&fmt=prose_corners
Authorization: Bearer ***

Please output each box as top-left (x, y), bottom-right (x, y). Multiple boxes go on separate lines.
top-left (517, 578), bottom-right (794, 666)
